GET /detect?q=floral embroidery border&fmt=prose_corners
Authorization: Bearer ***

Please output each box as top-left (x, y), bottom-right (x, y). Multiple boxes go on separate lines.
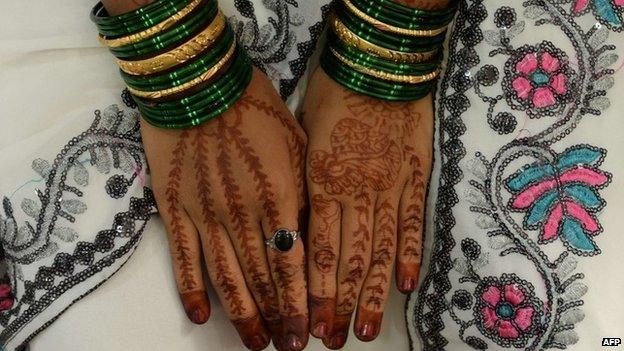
top-left (412, 0), bottom-right (618, 350)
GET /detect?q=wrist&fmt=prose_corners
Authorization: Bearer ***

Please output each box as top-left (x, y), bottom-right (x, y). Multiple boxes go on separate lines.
top-left (102, 0), bottom-right (154, 16)
top-left (393, 0), bottom-right (451, 10)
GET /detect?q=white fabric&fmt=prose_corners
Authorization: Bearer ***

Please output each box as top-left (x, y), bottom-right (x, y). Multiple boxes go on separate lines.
top-left (406, 1), bottom-right (624, 350)
top-left (0, 1), bottom-right (407, 350)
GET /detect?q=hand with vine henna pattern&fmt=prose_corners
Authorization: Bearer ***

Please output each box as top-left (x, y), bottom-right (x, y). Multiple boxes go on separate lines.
top-left (301, 68), bottom-right (434, 349)
top-left (141, 68), bottom-right (309, 351)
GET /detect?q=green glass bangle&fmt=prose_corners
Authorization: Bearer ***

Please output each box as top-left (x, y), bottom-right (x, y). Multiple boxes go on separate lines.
top-left (337, 3), bottom-right (447, 46)
top-left (369, 0), bottom-right (458, 18)
top-left (120, 25), bottom-right (233, 90)
top-left (322, 57), bottom-right (433, 101)
top-left (92, 0), bottom-right (194, 35)
top-left (321, 49), bottom-right (434, 101)
top-left (92, 0), bottom-right (195, 38)
top-left (322, 47), bottom-right (435, 95)
top-left (91, 0), bottom-right (171, 26)
top-left (134, 47), bottom-right (249, 112)
top-left (351, 0), bottom-right (455, 29)
top-left (327, 31), bottom-right (440, 75)
top-left (141, 61), bottom-right (252, 128)
top-left (139, 62), bottom-right (250, 124)
top-left (134, 50), bottom-right (249, 116)
top-left (109, 0), bottom-right (218, 59)
top-left (336, 4), bottom-right (446, 52)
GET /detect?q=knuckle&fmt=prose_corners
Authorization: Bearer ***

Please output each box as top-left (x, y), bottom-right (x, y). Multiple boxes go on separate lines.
top-left (340, 255), bottom-right (369, 281)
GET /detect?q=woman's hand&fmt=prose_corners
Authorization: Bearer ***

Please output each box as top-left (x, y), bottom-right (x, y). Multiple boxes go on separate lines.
top-left (141, 68), bottom-right (308, 351)
top-left (302, 69), bottom-right (433, 348)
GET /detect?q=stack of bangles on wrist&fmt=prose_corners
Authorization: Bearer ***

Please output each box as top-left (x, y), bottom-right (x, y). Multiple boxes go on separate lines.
top-left (322, 0), bottom-right (458, 101)
top-left (91, 0), bottom-right (252, 128)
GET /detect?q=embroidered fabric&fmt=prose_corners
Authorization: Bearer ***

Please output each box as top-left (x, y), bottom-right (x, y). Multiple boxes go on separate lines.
top-left (0, 1), bottom-right (330, 350)
top-left (407, 1), bottom-right (624, 350)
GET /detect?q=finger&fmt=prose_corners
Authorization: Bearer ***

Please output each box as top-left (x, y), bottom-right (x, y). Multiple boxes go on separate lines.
top-left (325, 195), bottom-right (375, 350)
top-left (354, 197), bottom-right (399, 342)
top-left (307, 194), bottom-right (341, 339)
top-left (155, 186), bottom-right (210, 325)
top-left (396, 158), bottom-right (429, 294)
top-left (199, 220), bottom-right (271, 351)
top-left (262, 195), bottom-right (309, 351)
top-left (221, 210), bottom-right (281, 336)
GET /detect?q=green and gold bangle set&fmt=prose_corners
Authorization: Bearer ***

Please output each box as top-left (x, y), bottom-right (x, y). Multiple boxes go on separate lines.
top-left (91, 0), bottom-right (252, 128)
top-left (322, 0), bottom-right (458, 101)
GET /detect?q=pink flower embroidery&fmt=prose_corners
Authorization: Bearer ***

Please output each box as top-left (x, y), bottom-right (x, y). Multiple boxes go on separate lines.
top-left (504, 42), bottom-right (575, 118)
top-left (474, 275), bottom-right (542, 348)
top-left (512, 52), bottom-right (568, 108)
top-left (480, 284), bottom-right (535, 339)
top-left (0, 283), bottom-right (14, 311)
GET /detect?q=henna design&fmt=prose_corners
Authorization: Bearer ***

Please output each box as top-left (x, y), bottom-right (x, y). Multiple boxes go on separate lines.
top-left (165, 130), bottom-right (197, 292)
top-left (191, 126), bottom-right (246, 317)
top-left (213, 119), bottom-right (278, 317)
top-left (225, 107), bottom-right (280, 229)
top-left (394, 0), bottom-right (451, 10)
top-left (231, 96), bottom-right (308, 316)
top-left (238, 95), bottom-right (308, 212)
top-left (337, 191), bottom-right (371, 314)
top-left (311, 195), bottom-right (340, 295)
top-left (364, 199), bottom-right (395, 310)
top-left (401, 148), bottom-right (426, 260)
top-left (308, 90), bottom-right (428, 314)
top-left (309, 118), bottom-right (402, 196)
top-left (272, 253), bottom-right (301, 316)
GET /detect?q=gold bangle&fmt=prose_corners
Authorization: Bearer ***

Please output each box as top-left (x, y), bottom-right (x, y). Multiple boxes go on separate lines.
top-left (342, 0), bottom-right (448, 37)
top-left (329, 47), bottom-right (440, 84)
top-left (99, 0), bottom-right (204, 48)
top-left (331, 17), bottom-right (438, 63)
top-left (128, 40), bottom-right (237, 99)
top-left (116, 11), bottom-right (226, 76)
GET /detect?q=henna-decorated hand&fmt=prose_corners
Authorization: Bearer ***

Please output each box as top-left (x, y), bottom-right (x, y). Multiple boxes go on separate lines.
top-left (141, 68), bottom-right (309, 351)
top-left (302, 69), bottom-right (433, 348)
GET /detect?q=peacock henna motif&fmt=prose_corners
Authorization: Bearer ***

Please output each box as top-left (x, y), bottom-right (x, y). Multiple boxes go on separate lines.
top-left (309, 118), bottom-right (402, 196)
top-left (165, 130), bottom-right (196, 292)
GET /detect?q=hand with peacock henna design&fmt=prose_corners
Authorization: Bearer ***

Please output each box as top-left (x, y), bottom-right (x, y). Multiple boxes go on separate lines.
top-left (140, 68), bottom-right (308, 351)
top-left (301, 68), bottom-right (434, 349)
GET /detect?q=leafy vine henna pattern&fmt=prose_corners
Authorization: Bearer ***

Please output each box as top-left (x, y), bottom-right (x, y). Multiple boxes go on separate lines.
top-left (141, 70), bottom-right (308, 351)
top-left (303, 70), bottom-right (433, 349)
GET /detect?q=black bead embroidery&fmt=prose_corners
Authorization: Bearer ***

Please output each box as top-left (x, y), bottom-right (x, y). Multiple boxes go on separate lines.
top-left (494, 6), bottom-right (516, 28)
top-left (0, 104), bottom-right (155, 349)
top-left (411, 1), bottom-right (618, 350)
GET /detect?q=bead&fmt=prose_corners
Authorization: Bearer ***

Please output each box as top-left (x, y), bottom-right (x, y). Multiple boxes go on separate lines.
top-left (274, 229), bottom-right (295, 252)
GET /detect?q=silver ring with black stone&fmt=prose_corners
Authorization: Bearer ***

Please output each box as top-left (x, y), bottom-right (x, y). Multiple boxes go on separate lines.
top-left (265, 228), bottom-right (300, 252)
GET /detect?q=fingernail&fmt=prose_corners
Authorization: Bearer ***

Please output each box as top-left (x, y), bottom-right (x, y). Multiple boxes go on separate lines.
top-left (361, 322), bottom-right (373, 337)
top-left (312, 322), bottom-right (328, 337)
top-left (325, 333), bottom-right (346, 349)
top-left (249, 335), bottom-right (269, 350)
top-left (287, 334), bottom-right (303, 350)
top-left (357, 322), bottom-right (377, 341)
top-left (401, 278), bottom-right (415, 293)
top-left (191, 309), bottom-right (207, 324)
